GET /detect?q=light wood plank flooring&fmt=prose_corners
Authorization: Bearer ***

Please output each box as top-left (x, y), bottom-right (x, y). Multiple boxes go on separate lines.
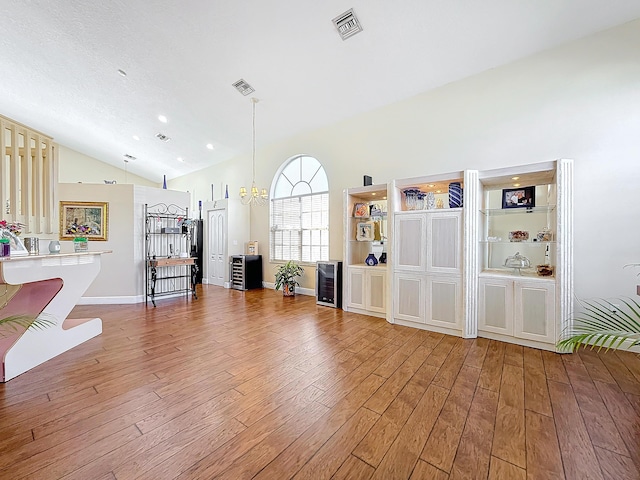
top-left (1, 286), bottom-right (639, 479)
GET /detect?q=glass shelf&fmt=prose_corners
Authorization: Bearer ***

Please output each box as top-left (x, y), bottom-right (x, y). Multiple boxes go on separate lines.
top-left (480, 205), bottom-right (556, 216)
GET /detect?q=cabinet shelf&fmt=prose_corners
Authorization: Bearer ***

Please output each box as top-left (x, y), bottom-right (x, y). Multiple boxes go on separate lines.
top-left (480, 241), bottom-right (556, 246)
top-left (480, 205), bottom-right (556, 216)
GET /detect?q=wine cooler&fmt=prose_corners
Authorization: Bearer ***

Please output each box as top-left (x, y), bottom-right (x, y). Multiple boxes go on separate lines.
top-left (230, 255), bottom-right (263, 290)
top-left (316, 260), bottom-right (342, 308)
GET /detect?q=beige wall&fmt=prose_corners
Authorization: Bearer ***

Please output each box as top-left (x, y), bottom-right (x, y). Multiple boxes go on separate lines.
top-left (170, 19), bottom-right (640, 300)
top-left (58, 183), bottom-right (136, 298)
top-left (58, 145), bottom-right (157, 187)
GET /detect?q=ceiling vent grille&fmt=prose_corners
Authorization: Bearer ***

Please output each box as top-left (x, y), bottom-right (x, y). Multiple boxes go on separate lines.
top-left (155, 133), bottom-right (171, 142)
top-left (123, 154), bottom-right (136, 161)
top-left (232, 79), bottom-right (255, 96)
top-left (332, 9), bottom-right (363, 40)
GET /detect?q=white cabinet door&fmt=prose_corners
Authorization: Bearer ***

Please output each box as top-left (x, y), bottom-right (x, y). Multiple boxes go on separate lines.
top-left (427, 211), bottom-right (461, 275)
top-left (514, 280), bottom-right (556, 343)
top-left (394, 273), bottom-right (425, 323)
top-left (478, 277), bottom-right (514, 336)
top-left (394, 214), bottom-right (426, 272)
top-left (426, 275), bottom-right (462, 329)
top-left (366, 269), bottom-right (386, 314)
top-left (347, 268), bottom-right (365, 310)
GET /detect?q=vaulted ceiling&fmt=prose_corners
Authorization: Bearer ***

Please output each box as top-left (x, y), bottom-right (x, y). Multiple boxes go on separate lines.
top-left (2, 1), bottom-right (639, 182)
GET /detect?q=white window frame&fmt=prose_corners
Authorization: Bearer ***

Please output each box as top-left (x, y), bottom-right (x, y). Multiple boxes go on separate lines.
top-left (270, 155), bottom-right (329, 265)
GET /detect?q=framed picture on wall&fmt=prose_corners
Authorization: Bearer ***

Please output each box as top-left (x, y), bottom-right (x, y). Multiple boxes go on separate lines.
top-left (502, 186), bottom-right (536, 209)
top-left (59, 201), bottom-right (109, 241)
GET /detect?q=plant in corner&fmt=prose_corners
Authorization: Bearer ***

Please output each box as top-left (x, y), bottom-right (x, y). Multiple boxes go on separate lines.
top-left (274, 260), bottom-right (304, 297)
top-left (557, 296), bottom-right (640, 353)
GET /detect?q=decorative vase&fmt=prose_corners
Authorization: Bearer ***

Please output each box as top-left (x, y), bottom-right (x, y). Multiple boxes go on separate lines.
top-left (378, 252), bottom-right (387, 264)
top-left (448, 182), bottom-right (463, 208)
top-left (425, 192), bottom-right (435, 210)
top-left (365, 253), bottom-right (379, 266)
top-left (283, 283), bottom-right (295, 296)
top-left (49, 240), bottom-right (61, 254)
top-left (162, 175), bottom-right (167, 189)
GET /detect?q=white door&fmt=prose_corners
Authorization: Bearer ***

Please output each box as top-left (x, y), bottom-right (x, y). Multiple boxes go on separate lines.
top-left (514, 280), bottom-right (556, 343)
top-left (366, 269), bottom-right (386, 314)
top-left (394, 214), bottom-right (426, 272)
top-left (347, 267), bottom-right (366, 310)
top-left (478, 277), bottom-right (514, 336)
top-left (207, 208), bottom-right (226, 286)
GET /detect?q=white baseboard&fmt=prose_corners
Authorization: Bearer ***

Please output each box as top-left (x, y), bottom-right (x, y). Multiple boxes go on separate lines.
top-left (263, 282), bottom-right (314, 297)
top-left (77, 295), bottom-right (144, 305)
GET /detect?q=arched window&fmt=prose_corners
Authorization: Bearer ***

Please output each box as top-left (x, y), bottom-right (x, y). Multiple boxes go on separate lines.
top-left (270, 155), bottom-right (329, 263)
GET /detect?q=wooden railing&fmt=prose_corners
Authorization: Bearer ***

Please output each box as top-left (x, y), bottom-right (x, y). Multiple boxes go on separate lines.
top-left (0, 114), bottom-right (58, 234)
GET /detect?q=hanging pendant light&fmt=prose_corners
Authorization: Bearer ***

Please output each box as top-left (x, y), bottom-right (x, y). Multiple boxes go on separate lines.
top-left (240, 97), bottom-right (268, 206)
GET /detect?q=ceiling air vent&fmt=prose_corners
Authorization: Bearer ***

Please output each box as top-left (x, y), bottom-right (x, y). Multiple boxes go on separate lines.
top-left (332, 8), bottom-right (363, 40)
top-left (232, 79), bottom-right (255, 96)
top-left (123, 154), bottom-right (136, 161)
top-left (155, 133), bottom-right (171, 142)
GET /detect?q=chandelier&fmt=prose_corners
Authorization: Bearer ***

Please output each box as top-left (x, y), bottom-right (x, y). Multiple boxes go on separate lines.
top-left (240, 97), bottom-right (268, 206)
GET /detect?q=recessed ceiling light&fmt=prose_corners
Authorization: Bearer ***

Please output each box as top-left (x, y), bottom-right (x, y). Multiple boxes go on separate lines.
top-left (383, 196), bottom-right (387, 200)
top-left (206, 144), bottom-right (214, 150)
top-left (132, 135), bottom-right (140, 141)
top-left (512, 176), bottom-right (520, 180)
top-left (117, 69), bottom-right (127, 77)
top-left (513, 183), bottom-right (521, 187)
top-left (371, 193), bottom-right (376, 196)
top-left (436, 190), bottom-right (442, 193)
top-left (158, 115), bottom-right (168, 123)
top-left (177, 157), bottom-right (184, 162)
top-left (428, 184), bottom-right (435, 188)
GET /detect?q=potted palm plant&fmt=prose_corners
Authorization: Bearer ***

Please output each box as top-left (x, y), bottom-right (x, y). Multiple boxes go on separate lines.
top-left (557, 296), bottom-right (640, 352)
top-left (274, 260), bottom-right (304, 296)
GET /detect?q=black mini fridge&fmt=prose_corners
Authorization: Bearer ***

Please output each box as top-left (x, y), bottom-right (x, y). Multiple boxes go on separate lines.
top-left (230, 255), bottom-right (263, 290)
top-left (316, 261), bottom-right (342, 308)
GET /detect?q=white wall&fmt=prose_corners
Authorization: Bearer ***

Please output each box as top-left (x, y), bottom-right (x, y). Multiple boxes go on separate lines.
top-left (58, 145), bottom-right (157, 187)
top-left (170, 19), bottom-right (640, 300)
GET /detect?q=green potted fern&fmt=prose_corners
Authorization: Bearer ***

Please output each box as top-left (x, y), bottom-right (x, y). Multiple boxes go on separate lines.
top-left (274, 260), bottom-right (304, 296)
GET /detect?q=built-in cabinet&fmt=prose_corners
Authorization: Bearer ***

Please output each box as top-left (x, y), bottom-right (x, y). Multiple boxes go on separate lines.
top-left (478, 276), bottom-right (555, 344)
top-left (392, 208), bottom-right (463, 335)
top-left (343, 185), bottom-right (388, 319)
top-left (347, 266), bottom-right (386, 314)
top-left (342, 159), bottom-right (573, 352)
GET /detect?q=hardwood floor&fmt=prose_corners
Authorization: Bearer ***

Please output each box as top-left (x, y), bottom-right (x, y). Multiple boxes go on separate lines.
top-left (1, 285), bottom-right (639, 479)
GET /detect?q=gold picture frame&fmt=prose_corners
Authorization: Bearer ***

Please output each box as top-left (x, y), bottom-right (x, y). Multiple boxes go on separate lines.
top-left (59, 201), bottom-right (109, 241)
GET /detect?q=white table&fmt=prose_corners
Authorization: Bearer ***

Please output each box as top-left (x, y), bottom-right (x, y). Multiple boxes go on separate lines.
top-left (0, 251), bottom-right (110, 381)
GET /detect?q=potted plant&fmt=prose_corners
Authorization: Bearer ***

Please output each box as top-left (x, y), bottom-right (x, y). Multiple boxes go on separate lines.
top-left (557, 296), bottom-right (640, 352)
top-left (274, 260), bottom-right (304, 296)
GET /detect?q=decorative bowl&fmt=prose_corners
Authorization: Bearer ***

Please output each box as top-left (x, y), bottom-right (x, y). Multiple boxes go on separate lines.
top-left (508, 230), bottom-right (529, 242)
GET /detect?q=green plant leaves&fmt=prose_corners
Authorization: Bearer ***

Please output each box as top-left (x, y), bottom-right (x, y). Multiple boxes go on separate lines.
top-left (557, 297), bottom-right (640, 352)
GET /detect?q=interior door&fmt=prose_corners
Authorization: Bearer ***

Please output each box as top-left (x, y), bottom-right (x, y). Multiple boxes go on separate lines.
top-left (207, 208), bottom-right (226, 287)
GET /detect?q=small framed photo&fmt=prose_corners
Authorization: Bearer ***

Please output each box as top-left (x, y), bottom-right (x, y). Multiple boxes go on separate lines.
top-left (59, 201), bottom-right (109, 241)
top-left (356, 222), bottom-right (374, 241)
top-left (502, 186), bottom-right (535, 209)
top-left (353, 203), bottom-right (368, 217)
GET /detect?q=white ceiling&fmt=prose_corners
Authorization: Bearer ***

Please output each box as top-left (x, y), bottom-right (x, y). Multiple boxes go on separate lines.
top-left (2, 1), bottom-right (640, 183)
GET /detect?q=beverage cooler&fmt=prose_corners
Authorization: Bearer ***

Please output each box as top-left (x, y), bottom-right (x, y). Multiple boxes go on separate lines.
top-left (229, 255), bottom-right (263, 290)
top-left (316, 261), bottom-right (342, 308)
